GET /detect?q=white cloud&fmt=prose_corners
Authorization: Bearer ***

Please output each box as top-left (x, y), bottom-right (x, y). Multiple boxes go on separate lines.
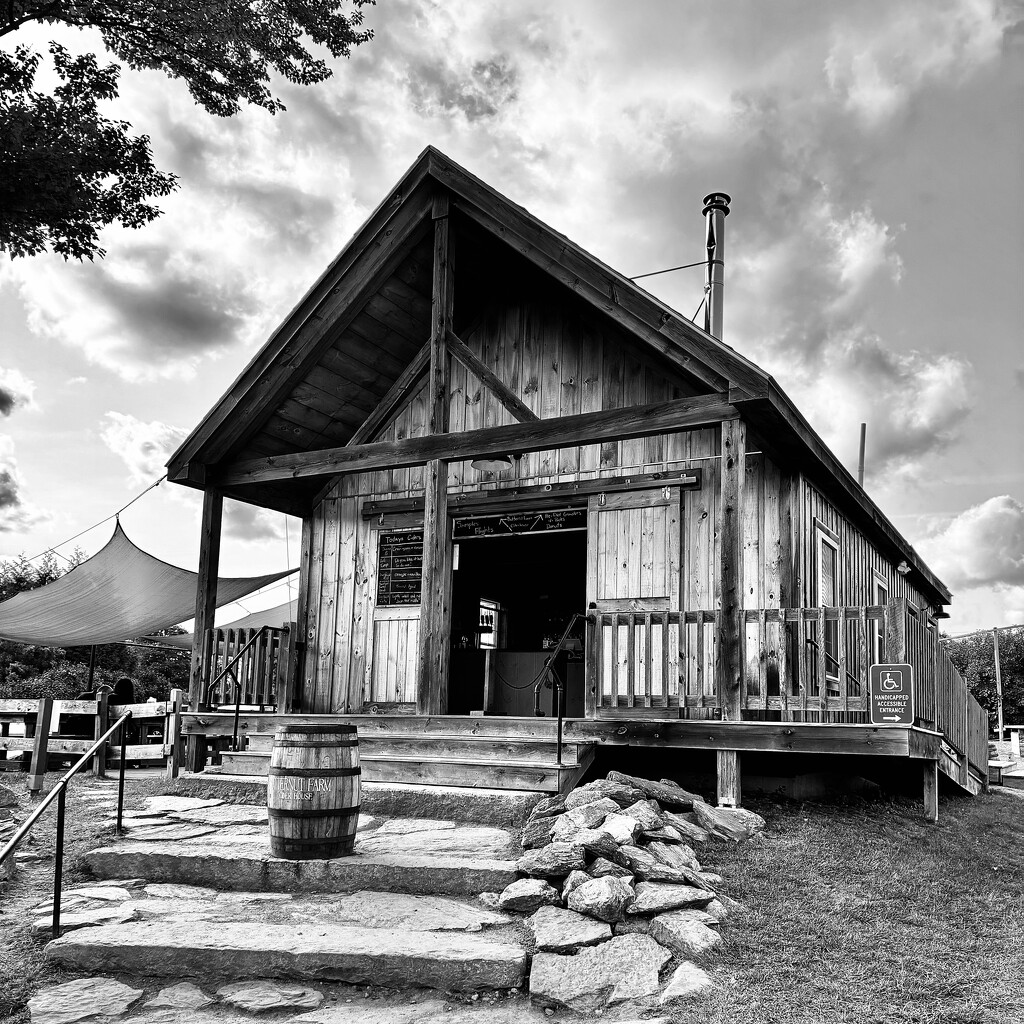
top-left (223, 500), bottom-right (286, 544)
top-left (918, 495), bottom-right (1024, 591)
top-left (0, 367), bottom-right (36, 416)
top-left (0, 435), bottom-right (50, 533)
top-left (100, 412), bottom-right (187, 485)
top-left (824, 0), bottom-right (1010, 125)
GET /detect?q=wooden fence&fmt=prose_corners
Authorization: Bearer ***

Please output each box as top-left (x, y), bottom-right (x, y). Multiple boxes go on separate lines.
top-left (201, 624), bottom-right (295, 708)
top-left (0, 690), bottom-right (185, 791)
top-left (590, 600), bottom-right (989, 785)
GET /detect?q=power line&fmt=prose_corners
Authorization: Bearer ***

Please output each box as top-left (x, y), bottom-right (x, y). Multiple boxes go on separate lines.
top-left (628, 260), bottom-right (707, 281)
top-left (25, 475), bottom-right (167, 564)
top-left (942, 623), bottom-right (1024, 641)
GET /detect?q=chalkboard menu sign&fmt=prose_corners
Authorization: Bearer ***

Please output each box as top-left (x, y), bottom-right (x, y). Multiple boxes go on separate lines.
top-left (377, 531), bottom-right (423, 606)
top-left (453, 506), bottom-right (587, 539)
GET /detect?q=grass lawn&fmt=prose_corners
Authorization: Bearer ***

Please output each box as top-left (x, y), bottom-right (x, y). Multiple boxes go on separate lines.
top-left (693, 789), bottom-right (1024, 1024)
top-left (1, 772), bottom-right (1022, 1023)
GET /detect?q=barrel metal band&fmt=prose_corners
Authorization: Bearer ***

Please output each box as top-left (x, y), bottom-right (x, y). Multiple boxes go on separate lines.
top-left (273, 836), bottom-right (357, 847)
top-left (273, 739), bottom-right (359, 748)
top-left (268, 805), bottom-right (360, 819)
top-left (268, 766), bottom-right (361, 778)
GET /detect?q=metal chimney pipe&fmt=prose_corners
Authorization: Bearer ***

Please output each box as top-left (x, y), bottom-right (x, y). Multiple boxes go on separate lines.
top-left (702, 192), bottom-right (731, 340)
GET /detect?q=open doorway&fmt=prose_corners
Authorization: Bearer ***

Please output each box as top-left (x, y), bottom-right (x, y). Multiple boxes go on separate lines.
top-left (449, 526), bottom-right (587, 717)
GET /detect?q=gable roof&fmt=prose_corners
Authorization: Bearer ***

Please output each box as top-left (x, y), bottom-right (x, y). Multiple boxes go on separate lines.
top-left (166, 146), bottom-right (950, 605)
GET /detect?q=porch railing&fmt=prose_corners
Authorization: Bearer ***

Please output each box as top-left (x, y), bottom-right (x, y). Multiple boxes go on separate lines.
top-left (201, 623), bottom-right (296, 708)
top-left (590, 601), bottom-right (989, 784)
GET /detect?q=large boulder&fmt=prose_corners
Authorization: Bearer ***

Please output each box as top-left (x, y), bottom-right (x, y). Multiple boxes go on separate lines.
top-left (527, 794), bottom-right (567, 823)
top-left (644, 840), bottom-right (700, 871)
top-left (562, 870), bottom-right (590, 900)
top-left (587, 857), bottom-right (633, 880)
top-left (549, 798), bottom-right (619, 842)
top-left (520, 816), bottom-right (555, 850)
top-left (564, 779), bottom-right (645, 810)
top-left (627, 881), bottom-right (715, 915)
top-left (498, 878), bottom-right (562, 913)
top-left (566, 876), bottom-right (635, 923)
top-left (622, 799), bottom-right (663, 831)
top-left (648, 911), bottom-right (723, 956)
top-left (692, 801), bottom-right (766, 841)
top-left (607, 771), bottom-right (701, 809)
top-left (517, 842), bottom-right (585, 879)
top-left (601, 812), bottom-right (643, 845)
top-left (662, 810), bottom-right (710, 844)
top-left (0, 784), bottom-right (18, 808)
top-left (530, 933), bottom-right (671, 1012)
top-left (528, 906), bottom-right (612, 953)
top-left (568, 828), bottom-right (620, 860)
top-left (660, 961), bottom-right (714, 1003)
top-left (613, 845), bottom-right (712, 889)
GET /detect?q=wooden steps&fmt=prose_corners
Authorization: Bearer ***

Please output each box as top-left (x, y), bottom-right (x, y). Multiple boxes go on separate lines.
top-left (215, 730), bottom-right (594, 795)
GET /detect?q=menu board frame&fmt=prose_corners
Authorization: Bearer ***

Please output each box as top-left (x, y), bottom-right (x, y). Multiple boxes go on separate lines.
top-left (376, 529), bottom-right (424, 607)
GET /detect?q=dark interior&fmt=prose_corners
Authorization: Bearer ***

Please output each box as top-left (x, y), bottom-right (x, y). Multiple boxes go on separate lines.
top-left (448, 529), bottom-right (587, 716)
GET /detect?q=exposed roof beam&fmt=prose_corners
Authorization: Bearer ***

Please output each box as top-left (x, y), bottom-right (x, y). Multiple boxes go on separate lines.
top-left (346, 342), bottom-right (431, 448)
top-left (218, 393), bottom-right (734, 486)
top-left (447, 329), bottom-right (539, 423)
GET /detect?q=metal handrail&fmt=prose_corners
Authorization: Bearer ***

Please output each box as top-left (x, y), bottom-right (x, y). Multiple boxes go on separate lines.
top-left (533, 612), bottom-right (587, 767)
top-left (0, 710), bottom-right (132, 940)
top-left (205, 625), bottom-right (276, 704)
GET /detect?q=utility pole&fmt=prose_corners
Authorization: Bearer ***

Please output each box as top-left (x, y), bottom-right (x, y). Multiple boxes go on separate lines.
top-left (857, 423), bottom-right (867, 488)
top-left (993, 627), bottom-right (1003, 741)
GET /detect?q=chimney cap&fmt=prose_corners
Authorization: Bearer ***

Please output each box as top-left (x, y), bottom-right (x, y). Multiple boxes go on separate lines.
top-left (702, 192), bottom-right (731, 216)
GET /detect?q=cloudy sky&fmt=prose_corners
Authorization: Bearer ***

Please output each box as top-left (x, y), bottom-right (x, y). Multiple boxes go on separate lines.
top-left (1, 0), bottom-right (1022, 633)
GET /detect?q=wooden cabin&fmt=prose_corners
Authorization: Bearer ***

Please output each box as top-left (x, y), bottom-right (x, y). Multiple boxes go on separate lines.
top-left (167, 147), bottom-right (987, 818)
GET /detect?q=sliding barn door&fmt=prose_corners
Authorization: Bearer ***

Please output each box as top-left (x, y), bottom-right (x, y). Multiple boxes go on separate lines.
top-left (587, 487), bottom-right (681, 713)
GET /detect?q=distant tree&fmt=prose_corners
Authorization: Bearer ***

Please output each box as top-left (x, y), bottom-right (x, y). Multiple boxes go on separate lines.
top-left (944, 627), bottom-right (1024, 731)
top-left (1, 1), bottom-right (375, 260)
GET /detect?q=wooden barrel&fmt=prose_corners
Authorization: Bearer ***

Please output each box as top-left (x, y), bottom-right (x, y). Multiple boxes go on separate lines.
top-left (267, 725), bottom-right (360, 859)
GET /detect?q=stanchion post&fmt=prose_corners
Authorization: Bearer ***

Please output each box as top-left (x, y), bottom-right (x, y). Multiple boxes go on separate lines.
top-left (52, 786), bottom-right (65, 940)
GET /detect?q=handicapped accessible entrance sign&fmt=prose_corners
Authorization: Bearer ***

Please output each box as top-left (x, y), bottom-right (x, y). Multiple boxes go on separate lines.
top-left (869, 664), bottom-right (914, 725)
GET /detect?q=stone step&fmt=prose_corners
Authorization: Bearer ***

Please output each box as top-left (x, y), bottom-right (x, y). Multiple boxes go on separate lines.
top-left (186, 778), bottom-right (544, 827)
top-left (46, 916), bottom-right (527, 992)
top-left (245, 730), bottom-right (590, 765)
top-left (218, 750), bottom-right (576, 792)
top-left (84, 841), bottom-right (518, 897)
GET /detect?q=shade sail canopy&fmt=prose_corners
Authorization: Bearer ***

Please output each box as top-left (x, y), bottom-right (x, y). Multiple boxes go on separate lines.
top-left (142, 598), bottom-right (299, 649)
top-left (0, 523), bottom-right (294, 646)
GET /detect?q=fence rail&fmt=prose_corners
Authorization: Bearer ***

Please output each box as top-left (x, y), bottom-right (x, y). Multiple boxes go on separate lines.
top-left (0, 691), bottom-right (184, 789)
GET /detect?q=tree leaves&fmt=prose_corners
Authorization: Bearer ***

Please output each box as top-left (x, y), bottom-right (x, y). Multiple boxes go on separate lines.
top-left (0, 44), bottom-right (177, 260)
top-left (0, 1), bottom-right (376, 259)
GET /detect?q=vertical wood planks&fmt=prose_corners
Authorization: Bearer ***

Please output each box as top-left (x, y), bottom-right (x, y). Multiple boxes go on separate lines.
top-left (717, 419), bottom-right (745, 721)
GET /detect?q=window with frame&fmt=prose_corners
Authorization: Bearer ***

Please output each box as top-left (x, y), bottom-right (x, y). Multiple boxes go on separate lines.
top-left (815, 524), bottom-right (840, 687)
top-left (873, 573), bottom-right (889, 665)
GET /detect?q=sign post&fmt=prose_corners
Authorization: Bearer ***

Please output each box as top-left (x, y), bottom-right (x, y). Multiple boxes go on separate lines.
top-left (869, 664), bottom-right (914, 725)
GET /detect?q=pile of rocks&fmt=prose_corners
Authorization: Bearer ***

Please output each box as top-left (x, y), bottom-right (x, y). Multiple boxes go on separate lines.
top-left (486, 771), bottom-right (765, 1013)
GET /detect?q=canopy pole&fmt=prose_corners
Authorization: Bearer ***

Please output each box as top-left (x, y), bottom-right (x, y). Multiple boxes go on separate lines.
top-left (187, 489), bottom-right (223, 772)
top-left (86, 645), bottom-right (96, 691)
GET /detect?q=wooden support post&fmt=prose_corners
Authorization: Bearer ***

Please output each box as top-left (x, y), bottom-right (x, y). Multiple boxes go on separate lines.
top-left (187, 488), bottom-right (223, 773)
top-left (92, 690), bottom-right (108, 777)
top-left (717, 418), bottom-right (745, 721)
top-left (993, 627), bottom-right (1003, 741)
top-left (165, 689), bottom-right (184, 780)
top-left (923, 759), bottom-right (938, 823)
top-left (717, 750), bottom-right (741, 808)
top-left (416, 192), bottom-right (454, 715)
top-left (884, 598), bottom-right (907, 663)
top-left (28, 698), bottom-right (53, 793)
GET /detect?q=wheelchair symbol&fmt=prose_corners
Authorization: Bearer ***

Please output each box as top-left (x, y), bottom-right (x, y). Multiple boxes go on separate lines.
top-left (881, 671), bottom-right (902, 691)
